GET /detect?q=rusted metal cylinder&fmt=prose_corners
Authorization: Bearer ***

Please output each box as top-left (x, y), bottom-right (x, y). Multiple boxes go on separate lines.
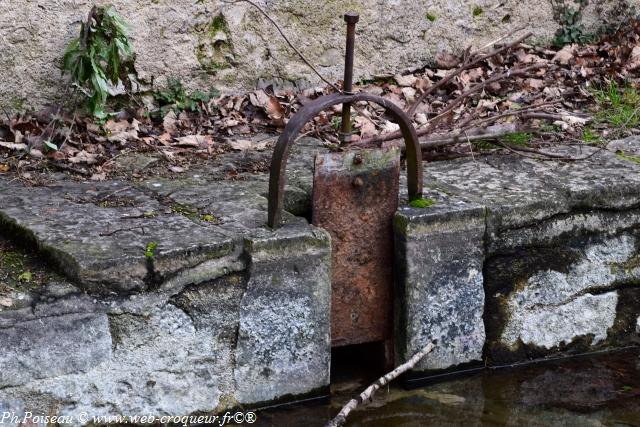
top-left (339, 12), bottom-right (359, 143)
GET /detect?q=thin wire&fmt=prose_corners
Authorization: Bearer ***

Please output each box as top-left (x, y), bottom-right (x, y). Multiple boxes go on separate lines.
top-left (222, 0), bottom-right (342, 92)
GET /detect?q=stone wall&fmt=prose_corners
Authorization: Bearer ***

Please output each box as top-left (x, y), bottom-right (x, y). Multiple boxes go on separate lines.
top-left (0, 141), bottom-right (333, 423)
top-left (3, 136), bottom-right (640, 420)
top-left (395, 139), bottom-right (640, 375)
top-left (0, 0), bottom-right (637, 111)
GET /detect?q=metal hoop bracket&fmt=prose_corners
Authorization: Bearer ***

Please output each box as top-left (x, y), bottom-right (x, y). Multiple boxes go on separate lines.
top-left (267, 92), bottom-right (423, 228)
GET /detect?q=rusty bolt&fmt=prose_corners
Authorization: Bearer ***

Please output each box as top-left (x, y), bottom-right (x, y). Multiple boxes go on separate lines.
top-left (353, 153), bottom-right (363, 165)
top-left (344, 12), bottom-right (360, 24)
top-left (352, 177), bottom-right (364, 188)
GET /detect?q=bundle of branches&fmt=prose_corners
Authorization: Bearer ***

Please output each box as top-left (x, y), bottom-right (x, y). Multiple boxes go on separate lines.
top-left (344, 30), bottom-right (589, 160)
top-left (341, 21), bottom-right (640, 160)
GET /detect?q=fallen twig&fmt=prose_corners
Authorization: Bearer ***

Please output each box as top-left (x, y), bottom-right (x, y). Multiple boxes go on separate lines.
top-left (326, 341), bottom-right (436, 427)
top-left (45, 161), bottom-right (92, 176)
top-left (495, 140), bottom-right (606, 161)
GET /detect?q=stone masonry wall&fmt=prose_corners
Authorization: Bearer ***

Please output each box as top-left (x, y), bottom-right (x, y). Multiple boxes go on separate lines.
top-left (395, 140), bottom-right (640, 376)
top-left (0, 0), bottom-right (638, 111)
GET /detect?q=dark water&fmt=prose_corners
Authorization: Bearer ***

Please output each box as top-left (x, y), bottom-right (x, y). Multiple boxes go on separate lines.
top-left (255, 349), bottom-right (640, 427)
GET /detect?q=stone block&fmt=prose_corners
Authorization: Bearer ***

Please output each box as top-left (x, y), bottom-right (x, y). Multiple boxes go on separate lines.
top-left (0, 312), bottom-right (112, 388)
top-left (393, 193), bottom-right (486, 372)
top-left (235, 222), bottom-right (332, 403)
top-left (485, 233), bottom-right (640, 363)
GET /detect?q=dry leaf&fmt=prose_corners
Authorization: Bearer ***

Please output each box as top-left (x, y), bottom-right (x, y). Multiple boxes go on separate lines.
top-left (104, 119), bottom-right (129, 134)
top-left (625, 45), bottom-right (640, 71)
top-left (249, 90), bottom-right (270, 108)
top-left (175, 135), bottom-right (213, 147)
top-left (69, 150), bottom-right (98, 164)
top-left (266, 97), bottom-right (286, 126)
top-left (381, 121), bottom-right (400, 133)
top-left (28, 149), bottom-right (43, 158)
top-left (355, 116), bottom-right (377, 138)
top-left (157, 132), bottom-right (173, 146)
top-left (229, 138), bottom-right (270, 151)
top-left (415, 113), bottom-right (428, 125)
top-left (526, 78), bottom-right (545, 89)
top-left (553, 45), bottom-right (576, 65)
top-left (105, 119), bottom-right (139, 144)
top-left (477, 99), bottom-right (499, 110)
top-left (402, 87), bottom-right (417, 102)
top-left (229, 139), bottom-right (252, 151)
top-left (435, 51), bottom-right (460, 69)
top-left (0, 141), bottom-right (27, 151)
top-left (163, 111), bottom-right (178, 133)
top-left (394, 74), bottom-right (417, 87)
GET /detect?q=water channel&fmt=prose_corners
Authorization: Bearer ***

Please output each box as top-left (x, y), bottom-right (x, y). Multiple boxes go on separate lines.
top-left (256, 348), bottom-right (640, 426)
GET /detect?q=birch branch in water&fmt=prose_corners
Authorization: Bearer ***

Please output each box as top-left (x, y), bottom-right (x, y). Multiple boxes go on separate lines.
top-left (326, 341), bottom-right (437, 427)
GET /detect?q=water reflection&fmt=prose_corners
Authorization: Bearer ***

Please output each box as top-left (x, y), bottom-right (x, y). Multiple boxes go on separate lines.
top-left (256, 349), bottom-right (640, 426)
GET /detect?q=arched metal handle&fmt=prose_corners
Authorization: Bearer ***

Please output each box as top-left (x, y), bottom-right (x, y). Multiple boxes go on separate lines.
top-left (267, 92), bottom-right (423, 228)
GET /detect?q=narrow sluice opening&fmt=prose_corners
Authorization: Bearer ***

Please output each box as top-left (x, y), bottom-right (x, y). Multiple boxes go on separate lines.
top-left (330, 341), bottom-right (387, 388)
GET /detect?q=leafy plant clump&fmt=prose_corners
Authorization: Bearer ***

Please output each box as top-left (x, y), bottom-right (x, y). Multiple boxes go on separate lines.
top-left (144, 241), bottom-right (158, 259)
top-left (153, 78), bottom-right (220, 116)
top-left (63, 5), bottom-right (135, 119)
top-left (551, 0), bottom-right (593, 46)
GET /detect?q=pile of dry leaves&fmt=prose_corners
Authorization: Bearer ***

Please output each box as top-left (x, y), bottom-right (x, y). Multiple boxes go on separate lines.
top-left (1, 21), bottom-right (640, 181)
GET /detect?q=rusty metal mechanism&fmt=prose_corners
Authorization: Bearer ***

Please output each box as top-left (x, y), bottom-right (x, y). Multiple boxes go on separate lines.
top-left (267, 13), bottom-right (423, 228)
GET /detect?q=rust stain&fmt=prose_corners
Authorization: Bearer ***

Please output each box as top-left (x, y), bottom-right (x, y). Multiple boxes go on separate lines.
top-left (312, 149), bottom-right (400, 348)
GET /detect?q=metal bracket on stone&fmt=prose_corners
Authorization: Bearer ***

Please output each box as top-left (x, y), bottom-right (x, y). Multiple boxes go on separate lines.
top-left (267, 12), bottom-right (423, 229)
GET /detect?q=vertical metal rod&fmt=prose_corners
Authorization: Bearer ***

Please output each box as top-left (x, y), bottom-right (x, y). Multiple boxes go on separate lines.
top-left (339, 12), bottom-right (359, 144)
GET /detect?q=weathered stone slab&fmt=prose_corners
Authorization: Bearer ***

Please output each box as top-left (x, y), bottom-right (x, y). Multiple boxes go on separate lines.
top-left (235, 222), bottom-right (332, 403)
top-left (0, 312), bottom-right (112, 388)
top-left (527, 145), bottom-right (640, 210)
top-left (0, 274), bottom-right (242, 420)
top-left (425, 148), bottom-right (640, 254)
top-left (394, 188), bottom-right (486, 371)
top-left (0, 178), bottom-right (238, 294)
top-left (425, 155), bottom-right (571, 242)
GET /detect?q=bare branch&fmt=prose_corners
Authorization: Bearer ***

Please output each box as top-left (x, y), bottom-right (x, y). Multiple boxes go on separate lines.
top-left (360, 63), bottom-right (546, 146)
top-left (406, 30), bottom-right (533, 117)
top-left (326, 342), bottom-right (437, 427)
top-left (225, 0), bottom-right (341, 92)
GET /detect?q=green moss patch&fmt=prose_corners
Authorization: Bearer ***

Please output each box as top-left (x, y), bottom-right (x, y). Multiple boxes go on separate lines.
top-left (0, 236), bottom-right (64, 292)
top-left (409, 197), bottom-right (436, 208)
